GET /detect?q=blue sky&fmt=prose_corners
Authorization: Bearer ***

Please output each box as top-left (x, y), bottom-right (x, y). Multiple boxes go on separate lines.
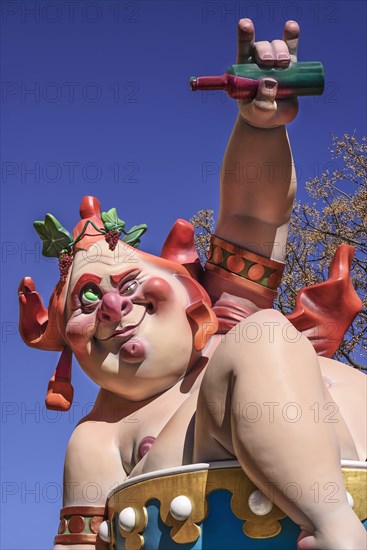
top-left (1, 1), bottom-right (366, 548)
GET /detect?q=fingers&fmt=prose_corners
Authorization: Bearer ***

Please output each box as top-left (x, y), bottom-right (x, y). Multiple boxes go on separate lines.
top-left (237, 19), bottom-right (299, 67)
top-left (283, 20), bottom-right (300, 62)
top-left (271, 40), bottom-right (290, 67)
top-left (254, 41), bottom-right (274, 66)
top-left (237, 18), bottom-right (255, 64)
top-left (254, 40), bottom-right (291, 67)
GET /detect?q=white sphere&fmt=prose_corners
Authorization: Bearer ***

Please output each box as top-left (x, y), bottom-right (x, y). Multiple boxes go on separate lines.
top-left (169, 495), bottom-right (192, 521)
top-left (119, 507), bottom-right (137, 532)
top-left (98, 520), bottom-right (111, 542)
top-left (248, 490), bottom-right (273, 516)
top-left (346, 492), bottom-right (354, 509)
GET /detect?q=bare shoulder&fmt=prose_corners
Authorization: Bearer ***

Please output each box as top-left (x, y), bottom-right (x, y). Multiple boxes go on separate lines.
top-left (64, 420), bottom-right (126, 506)
top-left (68, 416), bottom-right (117, 451)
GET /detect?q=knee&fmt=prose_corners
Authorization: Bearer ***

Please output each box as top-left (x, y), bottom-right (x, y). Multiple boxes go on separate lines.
top-left (213, 308), bottom-right (314, 380)
top-left (246, 308), bottom-right (286, 325)
top-left (232, 308), bottom-right (293, 345)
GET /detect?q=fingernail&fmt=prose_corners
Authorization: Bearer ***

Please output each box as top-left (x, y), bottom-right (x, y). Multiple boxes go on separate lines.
top-left (277, 54), bottom-right (290, 61)
top-left (264, 80), bottom-right (276, 89)
top-left (240, 18), bottom-right (252, 28)
top-left (262, 54), bottom-right (274, 60)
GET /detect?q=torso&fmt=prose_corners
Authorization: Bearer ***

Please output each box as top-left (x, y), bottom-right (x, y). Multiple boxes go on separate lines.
top-left (126, 355), bottom-right (366, 478)
top-left (71, 339), bottom-right (366, 492)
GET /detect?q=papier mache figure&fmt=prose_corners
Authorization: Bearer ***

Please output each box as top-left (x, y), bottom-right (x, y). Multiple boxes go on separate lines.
top-left (18, 19), bottom-right (366, 550)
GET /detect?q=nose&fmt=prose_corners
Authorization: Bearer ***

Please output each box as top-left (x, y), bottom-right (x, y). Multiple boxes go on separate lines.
top-left (97, 292), bottom-right (133, 323)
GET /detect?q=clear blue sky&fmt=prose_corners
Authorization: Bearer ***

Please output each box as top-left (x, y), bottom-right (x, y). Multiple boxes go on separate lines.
top-left (1, 1), bottom-right (366, 548)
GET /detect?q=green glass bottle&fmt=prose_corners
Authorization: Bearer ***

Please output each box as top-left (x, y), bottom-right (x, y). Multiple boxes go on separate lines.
top-left (190, 62), bottom-right (324, 99)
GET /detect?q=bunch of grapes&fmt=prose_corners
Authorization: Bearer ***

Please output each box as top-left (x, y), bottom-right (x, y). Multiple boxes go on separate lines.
top-left (105, 230), bottom-right (121, 251)
top-left (58, 252), bottom-right (74, 282)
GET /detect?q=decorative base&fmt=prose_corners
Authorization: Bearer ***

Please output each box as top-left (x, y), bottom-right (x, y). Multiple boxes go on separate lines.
top-left (106, 460), bottom-right (367, 550)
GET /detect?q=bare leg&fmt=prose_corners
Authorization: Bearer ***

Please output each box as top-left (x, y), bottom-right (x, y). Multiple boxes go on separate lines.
top-left (319, 356), bottom-right (367, 461)
top-left (194, 310), bottom-right (366, 549)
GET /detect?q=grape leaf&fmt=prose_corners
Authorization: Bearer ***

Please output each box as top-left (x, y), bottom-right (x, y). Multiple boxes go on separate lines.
top-left (122, 224), bottom-right (148, 248)
top-left (101, 208), bottom-right (126, 232)
top-left (33, 214), bottom-right (73, 257)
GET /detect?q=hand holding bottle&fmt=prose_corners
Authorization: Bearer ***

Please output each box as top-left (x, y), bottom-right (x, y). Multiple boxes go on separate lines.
top-left (191, 19), bottom-right (308, 129)
top-left (235, 19), bottom-right (301, 128)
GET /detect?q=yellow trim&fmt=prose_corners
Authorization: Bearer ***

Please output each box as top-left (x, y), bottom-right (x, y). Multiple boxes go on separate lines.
top-left (107, 465), bottom-right (367, 548)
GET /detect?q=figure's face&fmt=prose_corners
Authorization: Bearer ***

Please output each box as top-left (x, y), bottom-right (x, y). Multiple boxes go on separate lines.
top-left (64, 240), bottom-right (196, 400)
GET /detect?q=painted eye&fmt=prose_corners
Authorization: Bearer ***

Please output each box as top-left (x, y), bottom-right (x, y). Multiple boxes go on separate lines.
top-left (80, 286), bottom-right (102, 305)
top-left (120, 280), bottom-right (138, 295)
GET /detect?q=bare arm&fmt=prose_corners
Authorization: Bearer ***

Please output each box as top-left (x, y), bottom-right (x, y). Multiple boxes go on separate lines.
top-left (215, 19), bottom-right (300, 262)
top-left (54, 419), bottom-right (126, 550)
top-left (217, 119), bottom-right (295, 261)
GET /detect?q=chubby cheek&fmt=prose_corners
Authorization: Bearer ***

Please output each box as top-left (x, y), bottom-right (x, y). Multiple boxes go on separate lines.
top-left (142, 311), bottom-right (193, 364)
top-left (139, 277), bottom-right (175, 310)
top-left (65, 312), bottom-right (97, 352)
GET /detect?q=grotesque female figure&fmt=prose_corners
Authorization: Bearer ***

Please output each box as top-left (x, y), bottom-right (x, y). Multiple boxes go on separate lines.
top-left (19, 19), bottom-right (366, 550)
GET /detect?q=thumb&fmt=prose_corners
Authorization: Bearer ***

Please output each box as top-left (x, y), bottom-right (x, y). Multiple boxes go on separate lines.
top-left (252, 78), bottom-right (278, 111)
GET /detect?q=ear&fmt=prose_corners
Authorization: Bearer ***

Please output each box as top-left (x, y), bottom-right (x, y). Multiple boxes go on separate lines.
top-left (161, 219), bottom-right (199, 264)
top-left (186, 301), bottom-right (218, 351)
top-left (18, 277), bottom-right (64, 351)
top-left (45, 347), bottom-right (74, 412)
top-left (174, 273), bottom-right (218, 351)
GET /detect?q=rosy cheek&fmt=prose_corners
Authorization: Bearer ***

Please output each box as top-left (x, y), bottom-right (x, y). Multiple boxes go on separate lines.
top-left (140, 277), bottom-right (174, 303)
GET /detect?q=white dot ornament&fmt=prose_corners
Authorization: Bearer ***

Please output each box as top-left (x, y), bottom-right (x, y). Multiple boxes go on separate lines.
top-left (118, 507), bottom-right (137, 532)
top-left (248, 490), bottom-right (273, 516)
top-left (98, 520), bottom-right (111, 542)
top-left (169, 495), bottom-right (193, 521)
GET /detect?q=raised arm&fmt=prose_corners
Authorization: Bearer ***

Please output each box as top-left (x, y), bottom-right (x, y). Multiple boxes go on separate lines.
top-left (217, 19), bottom-right (300, 260)
top-left (204, 20), bottom-right (300, 311)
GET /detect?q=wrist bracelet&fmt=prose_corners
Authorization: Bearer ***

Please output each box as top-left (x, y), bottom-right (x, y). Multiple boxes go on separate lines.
top-left (204, 235), bottom-right (284, 314)
top-left (54, 506), bottom-right (107, 546)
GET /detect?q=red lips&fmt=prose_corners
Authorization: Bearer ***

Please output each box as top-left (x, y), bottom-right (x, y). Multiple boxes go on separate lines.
top-left (96, 310), bottom-right (147, 343)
